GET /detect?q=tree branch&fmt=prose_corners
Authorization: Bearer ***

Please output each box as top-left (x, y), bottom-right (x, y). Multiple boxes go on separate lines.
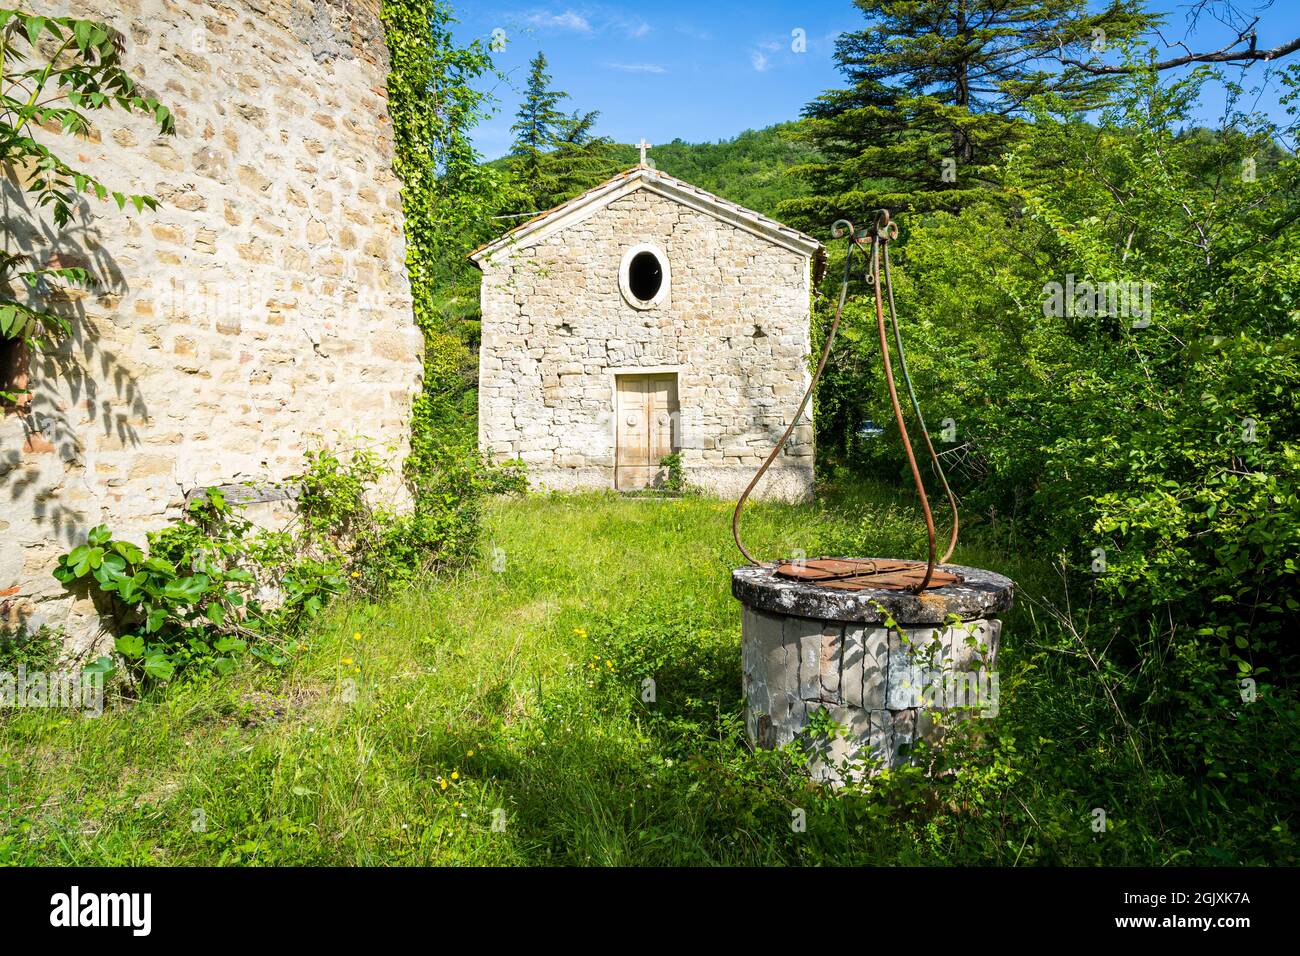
top-left (1062, 22), bottom-right (1300, 73)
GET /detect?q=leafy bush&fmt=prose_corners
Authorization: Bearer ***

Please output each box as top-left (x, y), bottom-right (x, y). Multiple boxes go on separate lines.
top-left (0, 624), bottom-right (57, 673)
top-left (52, 440), bottom-right (514, 689)
top-left (658, 453), bottom-right (686, 494)
top-left (823, 65), bottom-right (1300, 676)
top-left (0, 8), bottom-right (171, 401)
top-left (809, 63), bottom-right (1300, 843)
top-left (53, 490), bottom-right (335, 685)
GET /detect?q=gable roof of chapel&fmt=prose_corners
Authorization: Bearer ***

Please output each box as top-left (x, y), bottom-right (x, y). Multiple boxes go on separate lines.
top-left (469, 165), bottom-right (823, 265)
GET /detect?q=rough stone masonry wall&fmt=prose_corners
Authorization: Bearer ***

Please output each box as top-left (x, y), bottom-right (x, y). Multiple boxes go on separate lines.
top-left (733, 563), bottom-right (1015, 785)
top-left (477, 188), bottom-right (814, 500)
top-left (0, 0), bottom-right (423, 654)
top-left (741, 606), bottom-right (1002, 783)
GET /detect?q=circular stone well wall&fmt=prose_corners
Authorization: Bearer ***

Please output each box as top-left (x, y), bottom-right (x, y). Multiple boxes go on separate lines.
top-left (732, 562), bottom-right (1015, 784)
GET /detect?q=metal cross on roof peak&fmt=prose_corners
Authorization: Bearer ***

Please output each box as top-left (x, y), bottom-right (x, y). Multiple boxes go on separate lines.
top-left (637, 138), bottom-right (653, 166)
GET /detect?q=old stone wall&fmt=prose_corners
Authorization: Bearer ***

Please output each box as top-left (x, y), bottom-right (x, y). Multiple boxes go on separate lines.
top-left (0, 0), bottom-right (423, 654)
top-left (734, 563), bottom-right (1015, 784)
top-left (477, 187), bottom-right (814, 499)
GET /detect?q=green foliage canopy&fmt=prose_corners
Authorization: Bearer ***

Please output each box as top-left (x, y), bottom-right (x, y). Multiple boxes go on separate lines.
top-left (826, 63), bottom-right (1300, 685)
top-left (506, 50), bottom-right (617, 212)
top-left (780, 0), bottom-right (1154, 228)
top-left (0, 8), bottom-right (171, 400)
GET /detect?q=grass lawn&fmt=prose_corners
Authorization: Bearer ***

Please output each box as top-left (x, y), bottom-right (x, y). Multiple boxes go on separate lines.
top-left (1, 483), bottom-right (1282, 865)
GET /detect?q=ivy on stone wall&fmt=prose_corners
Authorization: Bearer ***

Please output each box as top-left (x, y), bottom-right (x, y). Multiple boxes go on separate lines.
top-left (0, 10), bottom-right (171, 403)
top-left (379, 0), bottom-right (511, 395)
top-left (379, 0), bottom-right (525, 540)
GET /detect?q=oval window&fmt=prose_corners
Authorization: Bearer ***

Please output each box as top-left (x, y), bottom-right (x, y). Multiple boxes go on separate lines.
top-left (628, 251), bottom-right (663, 302)
top-left (619, 243), bottom-right (670, 309)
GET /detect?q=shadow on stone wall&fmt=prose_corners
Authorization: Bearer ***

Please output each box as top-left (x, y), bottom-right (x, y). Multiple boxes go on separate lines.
top-left (1, 166), bottom-right (150, 630)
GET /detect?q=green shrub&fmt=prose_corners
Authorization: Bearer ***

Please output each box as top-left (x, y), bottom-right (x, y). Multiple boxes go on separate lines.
top-left (0, 625), bottom-right (58, 673)
top-left (52, 489), bottom-right (335, 685)
top-left (821, 65), bottom-right (1300, 676)
top-left (804, 64), bottom-right (1300, 858)
top-left (658, 453), bottom-right (686, 494)
top-left (51, 439), bottom-right (508, 689)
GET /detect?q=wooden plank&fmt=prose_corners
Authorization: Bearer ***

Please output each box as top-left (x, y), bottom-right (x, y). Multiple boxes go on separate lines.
top-left (647, 373), bottom-right (677, 462)
top-left (615, 374), bottom-right (649, 488)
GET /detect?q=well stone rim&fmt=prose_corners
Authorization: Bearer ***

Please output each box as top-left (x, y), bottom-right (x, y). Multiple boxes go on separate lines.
top-left (732, 560), bottom-right (1015, 625)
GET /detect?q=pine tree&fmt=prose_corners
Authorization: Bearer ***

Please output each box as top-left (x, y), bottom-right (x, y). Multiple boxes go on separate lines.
top-left (507, 52), bottom-right (617, 211)
top-left (779, 0), bottom-right (1155, 229)
top-left (509, 51), bottom-right (566, 195)
top-left (540, 108), bottom-right (617, 208)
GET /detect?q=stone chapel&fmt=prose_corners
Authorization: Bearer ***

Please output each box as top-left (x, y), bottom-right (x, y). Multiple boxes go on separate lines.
top-left (472, 160), bottom-right (822, 500)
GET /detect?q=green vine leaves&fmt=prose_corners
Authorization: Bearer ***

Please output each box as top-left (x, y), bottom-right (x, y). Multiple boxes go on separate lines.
top-left (0, 9), bottom-right (172, 400)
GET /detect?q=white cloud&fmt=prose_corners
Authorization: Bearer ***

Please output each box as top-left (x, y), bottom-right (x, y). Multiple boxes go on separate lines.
top-left (518, 7), bottom-right (647, 39)
top-left (604, 10), bottom-right (650, 38)
top-left (750, 36), bottom-right (789, 72)
top-left (606, 61), bottom-right (666, 74)
top-left (557, 11), bottom-right (591, 31)
top-left (523, 9), bottom-right (592, 33)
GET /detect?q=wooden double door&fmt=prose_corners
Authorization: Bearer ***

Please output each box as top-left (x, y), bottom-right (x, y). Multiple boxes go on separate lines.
top-left (615, 373), bottom-right (679, 490)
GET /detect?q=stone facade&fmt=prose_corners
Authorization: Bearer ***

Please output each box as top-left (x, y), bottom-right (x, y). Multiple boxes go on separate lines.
top-left (741, 605), bottom-right (1003, 782)
top-left (733, 563), bottom-right (1016, 784)
top-left (473, 166), bottom-right (820, 500)
top-left (0, 0), bottom-right (422, 654)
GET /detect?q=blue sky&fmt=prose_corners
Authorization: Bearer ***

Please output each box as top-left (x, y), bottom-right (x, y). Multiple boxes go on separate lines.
top-left (452, 1), bottom-right (1300, 159)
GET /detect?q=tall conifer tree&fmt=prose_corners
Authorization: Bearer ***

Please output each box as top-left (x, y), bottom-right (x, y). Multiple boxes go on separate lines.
top-left (780, 0), bottom-right (1155, 227)
top-left (543, 108), bottom-right (616, 207)
top-left (510, 52), bottom-right (566, 188)
top-left (508, 51), bottom-right (616, 211)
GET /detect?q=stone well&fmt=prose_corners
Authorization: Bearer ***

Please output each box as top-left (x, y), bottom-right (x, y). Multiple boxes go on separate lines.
top-left (732, 561), bottom-right (1015, 784)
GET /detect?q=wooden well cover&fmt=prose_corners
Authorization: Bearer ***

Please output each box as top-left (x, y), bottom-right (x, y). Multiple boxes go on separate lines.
top-left (773, 558), bottom-right (962, 592)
